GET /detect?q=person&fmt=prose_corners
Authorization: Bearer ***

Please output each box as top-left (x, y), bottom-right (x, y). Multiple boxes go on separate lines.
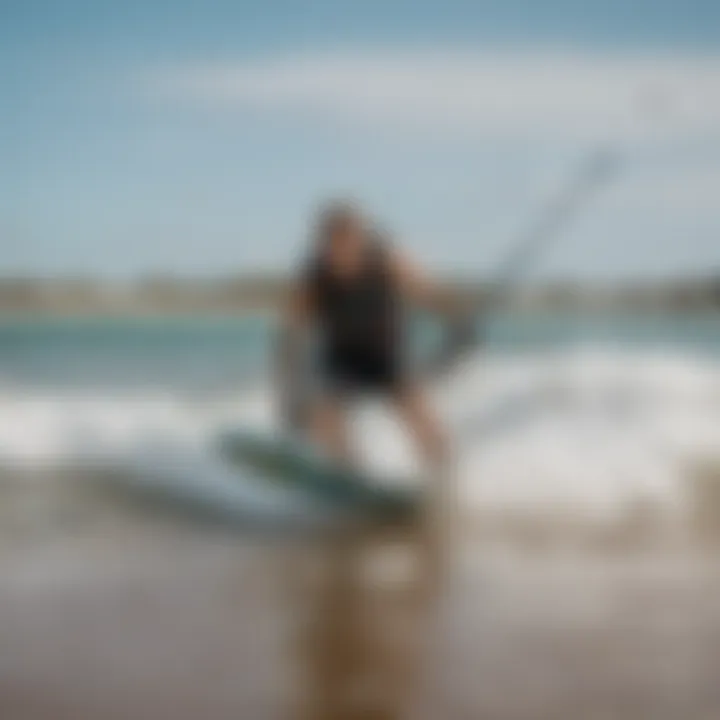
top-left (275, 200), bottom-right (475, 472)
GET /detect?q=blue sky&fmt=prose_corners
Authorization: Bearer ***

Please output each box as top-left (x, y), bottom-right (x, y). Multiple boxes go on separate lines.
top-left (2, 0), bottom-right (719, 279)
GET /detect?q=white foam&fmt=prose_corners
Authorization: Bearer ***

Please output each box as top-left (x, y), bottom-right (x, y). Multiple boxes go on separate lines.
top-left (0, 347), bottom-right (719, 521)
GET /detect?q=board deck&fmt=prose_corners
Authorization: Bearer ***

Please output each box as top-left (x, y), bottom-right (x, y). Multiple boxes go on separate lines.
top-left (216, 429), bottom-right (420, 516)
top-left (98, 449), bottom-right (338, 533)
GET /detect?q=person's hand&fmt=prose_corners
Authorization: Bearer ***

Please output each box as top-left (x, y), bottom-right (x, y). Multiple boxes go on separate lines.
top-left (280, 393), bottom-right (307, 433)
top-left (454, 310), bottom-right (478, 355)
top-left (426, 311), bottom-right (478, 378)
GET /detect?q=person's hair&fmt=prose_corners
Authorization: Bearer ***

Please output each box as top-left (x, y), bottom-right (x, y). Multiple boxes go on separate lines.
top-left (312, 199), bottom-right (363, 253)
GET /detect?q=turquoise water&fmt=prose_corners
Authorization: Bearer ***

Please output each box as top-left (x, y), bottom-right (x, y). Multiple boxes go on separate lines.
top-left (0, 315), bottom-right (269, 390)
top-left (0, 312), bottom-right (718, 390)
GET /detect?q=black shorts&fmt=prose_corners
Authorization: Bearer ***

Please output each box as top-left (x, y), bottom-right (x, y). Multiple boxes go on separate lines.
top-left (319, 351), bottom-right (404, 398)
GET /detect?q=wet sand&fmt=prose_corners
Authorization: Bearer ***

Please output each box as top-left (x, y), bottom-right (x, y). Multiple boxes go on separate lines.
top-left (1, 474), bottom-right (720, 720)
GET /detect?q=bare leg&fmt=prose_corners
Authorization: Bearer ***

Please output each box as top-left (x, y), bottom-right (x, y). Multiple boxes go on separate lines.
top-left (308, 396), bottom-right (356, 467)
top-left (391, 384), bottom-right (448, 469)
top-left (392, 383), bottom-right (452, 598)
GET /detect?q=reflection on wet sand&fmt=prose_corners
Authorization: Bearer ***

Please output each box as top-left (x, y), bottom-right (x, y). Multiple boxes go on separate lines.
top-left (284, 507), bottom-right (448, 720)
top-left (270, 462), bottom-right (454, 720)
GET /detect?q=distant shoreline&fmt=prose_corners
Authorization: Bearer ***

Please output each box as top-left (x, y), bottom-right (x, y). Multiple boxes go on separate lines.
top-left (1, 306), bottom-right (719, 325)
top-left (0, 274), bottom-right (717, 317)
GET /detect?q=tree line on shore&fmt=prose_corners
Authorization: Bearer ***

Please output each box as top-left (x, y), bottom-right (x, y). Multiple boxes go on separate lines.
top-left (0, 273), bottom-right (718, 314)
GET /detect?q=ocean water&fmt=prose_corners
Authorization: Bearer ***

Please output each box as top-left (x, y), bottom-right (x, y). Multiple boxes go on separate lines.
top-left (1, 311), bottom-right (719, 535)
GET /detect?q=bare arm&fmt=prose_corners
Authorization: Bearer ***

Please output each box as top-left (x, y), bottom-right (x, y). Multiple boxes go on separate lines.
top-left (275, 281), bottom-right (314, 430)
top-left (277, 281), bottom-right (312, 348)
top-left (390, 250), bottom-right (463, 316)
top-left (389, 250), bottom-right (477, 374)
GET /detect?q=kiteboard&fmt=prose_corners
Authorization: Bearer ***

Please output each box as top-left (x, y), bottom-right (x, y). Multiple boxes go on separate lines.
top-left (216, 428), bottom-right (420, 517)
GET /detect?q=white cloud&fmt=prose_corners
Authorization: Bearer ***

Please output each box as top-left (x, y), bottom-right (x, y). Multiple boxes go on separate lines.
top-left (151, 47), bottom-right (720, 142)
top-left (141, 47), bottom-right (720, 278)
top-left (606, 165), bottom-right (720, 217)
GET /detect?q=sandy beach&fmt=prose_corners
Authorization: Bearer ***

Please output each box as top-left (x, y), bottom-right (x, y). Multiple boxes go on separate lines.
top-left (1, 468), bottom-right (719, 720)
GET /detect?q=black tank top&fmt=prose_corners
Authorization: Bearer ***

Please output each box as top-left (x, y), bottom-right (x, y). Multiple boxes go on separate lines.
top-left (305, 240), bottom-right (401, 363)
